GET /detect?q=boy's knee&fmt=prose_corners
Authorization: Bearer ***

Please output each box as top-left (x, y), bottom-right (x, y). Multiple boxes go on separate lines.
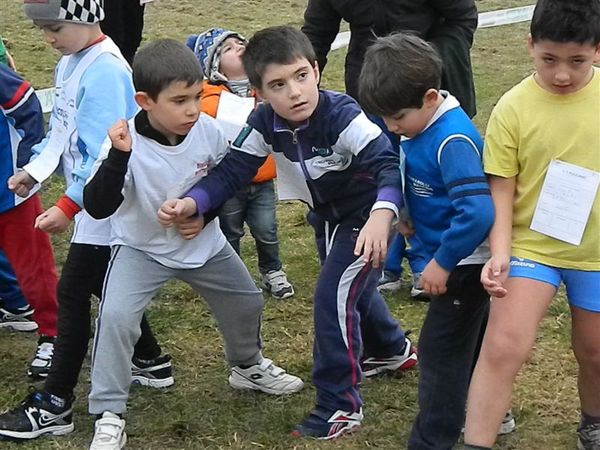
top-left (573, 341), bottom-right (600, 369)
top-left (482, 330), bottom-right (531, 368)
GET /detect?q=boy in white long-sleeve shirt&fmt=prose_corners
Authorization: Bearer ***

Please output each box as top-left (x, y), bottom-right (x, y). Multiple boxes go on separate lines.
top-left (83, 39), bottom-right (303, 450)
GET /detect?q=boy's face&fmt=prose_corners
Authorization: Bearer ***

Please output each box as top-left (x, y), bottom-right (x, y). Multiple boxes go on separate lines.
top-left (219, 37), bottom-right (247, 80)
top-left (528, 38), bottom-right (600, 95)
top-left (136, 80), bottom-right (203, 142)
top-left (35, 21), bottom-right (96, 55)
top-left (382, 89), bottom-right (440, 138)
top-left (256, 56), bottom-right (319, 127)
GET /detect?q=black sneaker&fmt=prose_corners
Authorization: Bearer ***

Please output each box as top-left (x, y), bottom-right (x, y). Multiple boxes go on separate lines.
top-left (28, 336), bottom-right (55, 379)
top-left (578, 422), bottom-right (600, 450)
top-left (131, 354), bottom-right (174, 388)
top-left (0, 390), bottom-right (73, 440)
top-left (0, 305), bottom-right (38, 332)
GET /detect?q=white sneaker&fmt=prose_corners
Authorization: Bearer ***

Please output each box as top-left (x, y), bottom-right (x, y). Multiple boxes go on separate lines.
top-left (260, 270), bottom-right (295, 299)
top-left (89, 412), bottom-right (126, 450)
top-left (498, 410), bottom-right (516, 435)
top-left (28, 336), bottom-right (54, 379)
top-left (229, 358), bottom-right (303, 395)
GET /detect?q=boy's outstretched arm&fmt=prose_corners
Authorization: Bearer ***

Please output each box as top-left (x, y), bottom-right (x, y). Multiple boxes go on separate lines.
top-left (35, 55), bottom-right (135, 233)
top-left (480, 175), bottom-right (515, 298)
top-left (160, 122), bottom-right (268, 225)
top-left (337, 110), bottom-right (404, 266)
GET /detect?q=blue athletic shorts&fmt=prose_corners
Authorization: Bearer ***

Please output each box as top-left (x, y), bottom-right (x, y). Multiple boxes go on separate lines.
top-left (509, 257), bottom-right (600, 312)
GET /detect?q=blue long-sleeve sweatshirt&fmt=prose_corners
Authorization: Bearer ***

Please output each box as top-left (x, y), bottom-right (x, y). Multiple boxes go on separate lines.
top-left (29, 48), bottom-right (137, 208)
top-left (187, 90), bottom-right (402, 223)
top-left (402, 93), bottom-right (494, 271)
top-left (0, 64), bottom-right (44, 213)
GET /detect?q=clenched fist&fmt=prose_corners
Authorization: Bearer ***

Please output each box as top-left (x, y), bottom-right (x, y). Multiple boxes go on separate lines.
top-left (108, 119), bottom-right (132, 152)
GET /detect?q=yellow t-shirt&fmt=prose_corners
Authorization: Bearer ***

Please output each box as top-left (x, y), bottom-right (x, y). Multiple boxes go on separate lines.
top-left (483, 68), bottom-right (600, 270)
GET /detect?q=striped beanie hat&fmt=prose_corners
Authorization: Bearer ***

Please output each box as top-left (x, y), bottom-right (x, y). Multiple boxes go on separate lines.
top-left (186, 28), bottom-right (247, 83)
top-left (24, 0), bottom-right (104, 24)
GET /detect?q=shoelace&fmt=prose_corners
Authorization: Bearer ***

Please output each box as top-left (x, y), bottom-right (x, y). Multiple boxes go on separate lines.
top-left (258, 358), bottom-right (285, 377)
top-left (34, 343), bottom-right (54, 361)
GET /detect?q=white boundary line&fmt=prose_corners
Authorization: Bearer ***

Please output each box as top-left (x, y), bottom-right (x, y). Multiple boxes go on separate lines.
top-left (37, 4), bottom-right (535, 113)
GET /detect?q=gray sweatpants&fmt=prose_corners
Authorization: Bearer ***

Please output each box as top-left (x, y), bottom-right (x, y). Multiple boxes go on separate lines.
top-left (88, 243), bottom-right (264, 414)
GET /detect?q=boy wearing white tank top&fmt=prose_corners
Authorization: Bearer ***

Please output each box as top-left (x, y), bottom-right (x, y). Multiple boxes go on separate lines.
top-left (83, 39), bottom-right (303, 450)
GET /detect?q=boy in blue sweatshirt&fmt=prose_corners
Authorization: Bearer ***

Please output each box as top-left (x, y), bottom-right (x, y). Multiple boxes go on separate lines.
top-left (0, 63), bottom-right (59, 377)
top-left (359, 33), bottom-right (495, 449)
top-left (159, 26), bottom-right (417, 440)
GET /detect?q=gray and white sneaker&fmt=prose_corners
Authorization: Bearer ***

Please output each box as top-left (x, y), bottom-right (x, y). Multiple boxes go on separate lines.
top-left (28, 336), bottom-right (55, 379)
top-left (377, 271), bottom-right (402, 292)
top-left (498, 409), bottom-right (516, 435)
top-left (578, 422), bottom-right (600, 450)
top-left (410, 273), bottom-right (430, 301)
top-left (89, 412), bottom-right (126, 450)
top-left (260, 270), bottom-right (294, 299)
top-left (0, 305), bottom-right (38, 332)
top-left (229, 358), bottom-right (303, 395)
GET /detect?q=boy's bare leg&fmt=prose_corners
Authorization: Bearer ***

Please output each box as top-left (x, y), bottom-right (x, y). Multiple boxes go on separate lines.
top-left (464, 278), bottom-right (555, 447)
top-left (571, 307), bottom-right (600, 416)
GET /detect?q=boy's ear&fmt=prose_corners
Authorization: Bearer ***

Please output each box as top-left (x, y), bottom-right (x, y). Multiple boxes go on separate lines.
top-left (594, 43), bottom-right (600, 63)
top-left (527, 35), bottom-right (535, 57)
top-left (313, 60), bottom-right (320, 85)
top-left (423, 88), bottom-right (439, 107)
top-left (134, 92), bottom-right (153, 111)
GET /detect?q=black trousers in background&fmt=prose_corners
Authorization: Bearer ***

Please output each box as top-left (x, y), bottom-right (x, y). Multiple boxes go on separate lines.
top-left (45, 243), bottom-right (161, 399)
top-left (100, 0), bottom-right (145, 64)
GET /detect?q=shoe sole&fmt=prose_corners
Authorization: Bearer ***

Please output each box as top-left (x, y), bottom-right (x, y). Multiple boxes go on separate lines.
top-left (27, 371), bottom-right (49, 379)
top-left (131, 375), bottom-right (174, 388)
top-left (260, 283), bottom-right (295, 300)
top-left (228, 375), bottom-right (304, 395)
top-left (0, 323), bottom-right (38, 332)
top-left (0, 423), bottom-right (74, 440)
top-left (363, 353), bottom-right (418, 378)
top-left (291, 422), bottom-right (361, 440)
top-left (90, 431), bottom-right (126, 450)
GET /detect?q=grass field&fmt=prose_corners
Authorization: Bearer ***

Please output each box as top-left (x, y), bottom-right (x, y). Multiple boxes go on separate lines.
top-left (0, 0), bottom-right (581, 449)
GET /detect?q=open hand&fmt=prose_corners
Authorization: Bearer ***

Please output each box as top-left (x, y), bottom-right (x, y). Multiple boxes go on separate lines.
top-left (481, 255), bottom-right (510, 298)
top-left (354, 209), bottom-right (394, 268)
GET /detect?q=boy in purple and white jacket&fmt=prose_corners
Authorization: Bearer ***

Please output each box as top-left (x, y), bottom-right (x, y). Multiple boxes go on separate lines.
top-left (159, 26), bottom-right (417, 440)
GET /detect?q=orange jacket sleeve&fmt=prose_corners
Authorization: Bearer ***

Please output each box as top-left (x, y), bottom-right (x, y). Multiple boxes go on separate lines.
top-left (200, 81), bottom-right (276, 183)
